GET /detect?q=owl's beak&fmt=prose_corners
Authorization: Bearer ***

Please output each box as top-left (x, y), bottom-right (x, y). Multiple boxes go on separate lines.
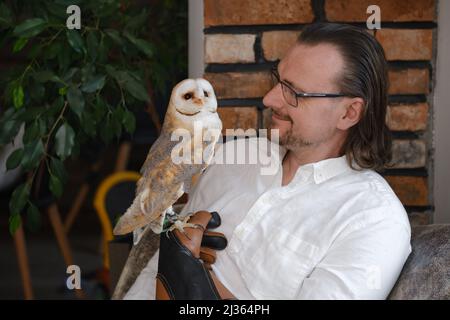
top-left (193, 98), bottom-right (203, 105)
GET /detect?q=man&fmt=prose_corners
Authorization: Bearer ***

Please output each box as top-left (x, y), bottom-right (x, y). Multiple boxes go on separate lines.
top-left (125, 22), bottom-right (411, 300)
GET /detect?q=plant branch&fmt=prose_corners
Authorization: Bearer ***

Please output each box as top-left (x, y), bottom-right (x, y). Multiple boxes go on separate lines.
top-left (25, 100), bottom-right (69, 192)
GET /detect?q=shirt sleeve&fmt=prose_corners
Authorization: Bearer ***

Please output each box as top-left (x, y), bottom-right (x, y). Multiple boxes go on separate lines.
top-left (296, 214), bottom-right (412, 300)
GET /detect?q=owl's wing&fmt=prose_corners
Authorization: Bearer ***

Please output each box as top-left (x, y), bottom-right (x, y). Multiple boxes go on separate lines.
top-left (114, 162), bottom-right (202, 235)
top-left (114, 125), bottom-right (219, 235)
top-left (139, 131), bottom-right (173, 176)
top-left (140, 160), bottom-right (199, 219)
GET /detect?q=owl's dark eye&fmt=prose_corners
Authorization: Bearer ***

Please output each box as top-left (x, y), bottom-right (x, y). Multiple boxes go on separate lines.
top-left (184, 93), bottom-right (192, 100)
top-left (203, 90), bottom-right (209, 97)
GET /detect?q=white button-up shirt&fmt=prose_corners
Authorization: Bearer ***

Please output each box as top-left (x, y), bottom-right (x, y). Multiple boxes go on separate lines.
top-left (124, 137), bottom-right (411, 300)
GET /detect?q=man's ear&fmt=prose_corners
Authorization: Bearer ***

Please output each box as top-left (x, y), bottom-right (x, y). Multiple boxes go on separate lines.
top-left (337, 97), bottom-right (365, 130)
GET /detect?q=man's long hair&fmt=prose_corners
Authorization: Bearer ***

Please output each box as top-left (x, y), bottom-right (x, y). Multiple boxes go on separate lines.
top-left (298, 23), bottom-right (392, 171)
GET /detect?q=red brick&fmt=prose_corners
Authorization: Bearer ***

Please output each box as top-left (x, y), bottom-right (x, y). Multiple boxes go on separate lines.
top-left (204, 0), bottom-right (314, 26)
top-left (204, 72), bottom-right (272, 99)
top-left (205, 34), bottom-right (256, 64)
top-left (390, 139), bottom-right (426, 169)
top-left (388, 68), bottom-right (429, 94)
top-left (384, 176), bottom-right (428, 206)
top-left (217, 106), bottom-right (259, 136)
top-left (386, 103), bottom-right (429, 131)
top-left (376, 29), bottom-right (433, 61)
top-left (261, 30), bottom-right (300, 61)
top-left (325, 0), bottom-right (436, 22)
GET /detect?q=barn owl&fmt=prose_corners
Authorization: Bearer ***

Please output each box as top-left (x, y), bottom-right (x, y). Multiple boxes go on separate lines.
top-left (113, 78), bottom-right (222, 236)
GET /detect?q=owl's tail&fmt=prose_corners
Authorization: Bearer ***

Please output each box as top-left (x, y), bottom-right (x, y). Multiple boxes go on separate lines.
top-left (113, 193), bottom-right (149, 235)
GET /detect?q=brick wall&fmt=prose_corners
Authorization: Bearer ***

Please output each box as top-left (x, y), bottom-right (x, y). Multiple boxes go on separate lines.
top-left (203, 0), bottom-right (437, 225)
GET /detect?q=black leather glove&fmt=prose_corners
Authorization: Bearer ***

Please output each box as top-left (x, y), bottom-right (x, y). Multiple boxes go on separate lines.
top-left (156, 210), bottom-right (235, 300)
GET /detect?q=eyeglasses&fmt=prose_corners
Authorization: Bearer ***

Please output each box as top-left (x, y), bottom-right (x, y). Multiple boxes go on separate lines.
top-left (270, 67), bottom-right (348, 108)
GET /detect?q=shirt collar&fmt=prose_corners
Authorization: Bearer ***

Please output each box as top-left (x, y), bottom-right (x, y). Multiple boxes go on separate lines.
top-left (310, 155), bottom-right (352, 184)
top-left (278, 146), bottom-right (353, 184)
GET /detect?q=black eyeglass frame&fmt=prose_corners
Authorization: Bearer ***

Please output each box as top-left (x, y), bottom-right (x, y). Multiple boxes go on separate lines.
top-left (270, 67), bottom-right (349, 108)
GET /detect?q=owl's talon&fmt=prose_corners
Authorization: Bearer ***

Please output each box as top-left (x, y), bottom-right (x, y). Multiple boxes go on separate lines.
top-left (167, 217), bottom-right (203, 240)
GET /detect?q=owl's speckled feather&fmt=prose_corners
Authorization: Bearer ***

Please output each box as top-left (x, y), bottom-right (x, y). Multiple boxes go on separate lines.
top-left (113, 78), bottom-right (222, 235)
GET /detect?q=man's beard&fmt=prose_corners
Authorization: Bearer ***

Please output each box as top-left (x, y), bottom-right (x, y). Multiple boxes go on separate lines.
top-left (267, 109), bottom-right (327, 150)
top-left (281, 127), bottom-right (314, 148)
top-left (266, 113), bottom-right (313, 149)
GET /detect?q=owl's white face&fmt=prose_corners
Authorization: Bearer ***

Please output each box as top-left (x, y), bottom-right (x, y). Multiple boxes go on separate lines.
top-left (170, 78), bottom-right (218, 119)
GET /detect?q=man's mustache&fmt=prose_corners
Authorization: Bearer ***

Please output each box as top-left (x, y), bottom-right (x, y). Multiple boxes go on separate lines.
top-left (271, 110), bottom-right (292, 122)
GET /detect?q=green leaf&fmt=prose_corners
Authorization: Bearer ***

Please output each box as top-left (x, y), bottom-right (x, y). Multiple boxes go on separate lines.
top-left (62, 67), bottom-right (79, 83)
top-left (80, 75), bottom-right (106, 93)
top-left (81, 112), bottom-right (96, 137)
top-left (57, 43), bottom-right (71, 71)
top-left (55, 123), bottom-right (75, 160)
top-left (28, 43), bottom-right (43, 59)
top-left (105, 29), bottom-right (124, 46)
top-left (0, 107), bottom-right (16, 122)
top-left (21, 140), bottom-right (44, 170)
top-left (49, 96), bottom-right (64, 116)
top-left (66, 29), bottom-right (86, 55)
top-left (46, 42), bottom-right (62, 60)
top-left (0, 108), bottom-right (23, 145)
top-left (13, 18), bottom-right (48, 38)
top-left (9, 214), bottom-right (22, 235)
top-left (23, 121), bottom-right (40, 144)
top-left (16, 107), bottom-right (44, 123)
top-left (105, 65), bottom-right (120, 79)
top-left (81, 63), bottom-right (95, 82)
top-left (26, 203), bottom-right (41, 232)
top-left (13, 38), bottom-right (28, 53)
top-left (0, 2), bottom-right (13, 28)
top-left (59, 87), bottom-right (67, 96)
top-left (13, 85), bottom-right (24, 109)
top-left (123, 74), bottom-right (150, 102)
top-left (124, 9), bottom-right (148, 32)
top-left (34, 70), bottom-right (61, 83)
top-left (94, 96), bottom-right (107, 121)
top-left (50, 157), bottom-right (68, 185)
top-left (45, 1), bottom-right (68, 19)
top-left (124, 32), bottom-right (154, 58)
top-left (38, 118), bottom-right (47, 136)
top-left (67, 86), bottom-right (85, 119)
top-left (97, 33), bottom-right (108, 63)
top-left (86, 32), bottom-right (98, 61)
top-left (6, 148), bottom-right (24, 170)
top-left (30, 82), bottom-right (45, 101)
top-left (9, 183), bottom-right (30, 216)
top-left (0, 118), bottom-right (21, 145)
top-left (106, 67), bottom-right (149, 101)
top-left (49, 174), bottom-right (63, 198)
top-left (123, 110), bottom-right (136, 134)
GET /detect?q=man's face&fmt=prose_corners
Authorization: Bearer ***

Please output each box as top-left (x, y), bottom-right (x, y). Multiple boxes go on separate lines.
top-left (263, 43), bottom-right (348, 151)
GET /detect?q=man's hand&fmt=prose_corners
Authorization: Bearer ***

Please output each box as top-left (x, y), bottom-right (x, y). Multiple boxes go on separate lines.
top-left (156, 210), bottom-right (235, 300)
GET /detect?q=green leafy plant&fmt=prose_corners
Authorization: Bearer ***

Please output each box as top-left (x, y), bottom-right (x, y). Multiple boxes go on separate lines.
top-left (0, 0), bottom-right (187, 235)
